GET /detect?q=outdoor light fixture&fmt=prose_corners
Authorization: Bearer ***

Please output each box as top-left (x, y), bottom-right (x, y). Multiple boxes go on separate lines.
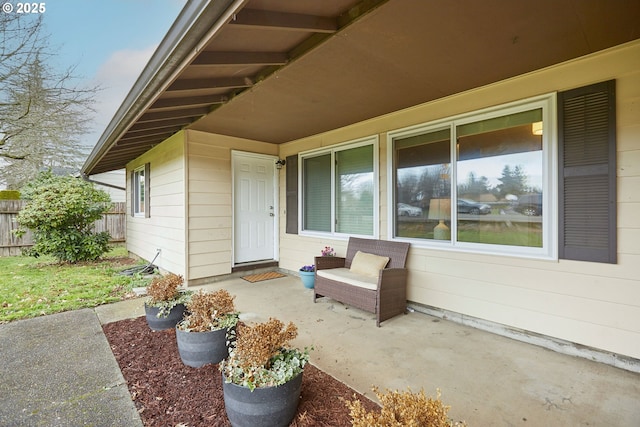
top-left (428, 198), bottom-right (451, 240)
top-left (531, 121), bottom-right (543, 136)
top-left (275, 159), bottom-right (286, 169)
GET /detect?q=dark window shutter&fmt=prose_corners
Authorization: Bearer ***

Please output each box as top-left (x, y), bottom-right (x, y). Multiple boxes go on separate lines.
top-left (285, 155), bottom-right (298, 234)
top-left (144, 162), bottom-right (151, 218)
top-left (558, 80), bottom-right (616, 263)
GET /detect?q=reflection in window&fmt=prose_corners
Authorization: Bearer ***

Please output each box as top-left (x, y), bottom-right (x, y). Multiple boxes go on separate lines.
top-left (395, 128), bottom-right (451, 240)
top-left (393, 107), bottom-right (545, 249)
top-left (456, 109), bottom-right (543, 247)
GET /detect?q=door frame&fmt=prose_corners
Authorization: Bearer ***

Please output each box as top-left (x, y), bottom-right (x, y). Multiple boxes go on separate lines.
top-left (231, 150), bottom-right (280, 266)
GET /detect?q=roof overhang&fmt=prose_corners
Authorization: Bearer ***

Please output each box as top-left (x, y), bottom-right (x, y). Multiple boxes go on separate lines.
top-left (83, 0), bottom-right (640, 175)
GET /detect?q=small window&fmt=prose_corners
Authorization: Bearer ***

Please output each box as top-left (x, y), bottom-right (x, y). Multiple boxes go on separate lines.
top-left (132, 163), bottom-right (149, 218)
top-left (300, 137), bottom-right (378, 237)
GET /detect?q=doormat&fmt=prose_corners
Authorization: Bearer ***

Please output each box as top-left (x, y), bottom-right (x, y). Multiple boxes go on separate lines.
top-left (241, 271), bottom-right (286, 283)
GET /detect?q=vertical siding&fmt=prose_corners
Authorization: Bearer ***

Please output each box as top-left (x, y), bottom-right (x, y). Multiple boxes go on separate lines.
top-left (278, 41), bottom-right (640, 359)
top-left (126, 132), bottom-right (186, 276)
top-left (185, 130), bottom-right (278, 282)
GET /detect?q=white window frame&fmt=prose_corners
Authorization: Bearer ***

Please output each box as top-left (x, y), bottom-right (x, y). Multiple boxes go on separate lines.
top-left (133, 166), bottom-right (146, 217)
top-left (299, 135), bottom-right (379, 239)
top-left (387, 94), bottom-right (557, 259)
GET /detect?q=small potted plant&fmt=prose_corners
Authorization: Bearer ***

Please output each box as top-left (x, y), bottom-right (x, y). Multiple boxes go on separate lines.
top-left (220, 318), bottom-right (311, 427)
top-left (175, 289), bottom-right (239, 367)
top-left (144, 273), bottom-right (191, 331)
top-left (321, 246), bottom-right (336, 257)
top-left (299, 264), bottom-right (316, 289)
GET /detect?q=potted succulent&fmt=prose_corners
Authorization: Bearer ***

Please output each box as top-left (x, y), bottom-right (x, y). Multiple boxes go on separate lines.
top-left (175, 289), bottom-right (239, 367)
top-left (144, 273), bottom-right (191, 331)
top-left (299, 264), bottom-right (316, 289)
top-left (220, 318), bottom-right (311, 427)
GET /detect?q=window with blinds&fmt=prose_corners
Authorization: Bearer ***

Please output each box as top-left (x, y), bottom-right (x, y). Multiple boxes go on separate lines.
top-left (300, 137), bottom-right (378, 236)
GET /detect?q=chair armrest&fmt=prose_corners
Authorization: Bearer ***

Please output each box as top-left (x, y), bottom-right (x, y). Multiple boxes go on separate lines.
top-left (315, 256), bottom-right (346, 270)
top-left (378, 268), bottom-right (408, 288)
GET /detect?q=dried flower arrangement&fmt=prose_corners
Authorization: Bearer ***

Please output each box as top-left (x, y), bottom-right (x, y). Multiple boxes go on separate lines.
top-left (177, 289), bottom-right (239, 332)
top-left (346, 386), bottom-right (467, 427)
top-left (220, 318), bottom-right (311, 391)
top-left (145, 273), bottom-right (192, 318)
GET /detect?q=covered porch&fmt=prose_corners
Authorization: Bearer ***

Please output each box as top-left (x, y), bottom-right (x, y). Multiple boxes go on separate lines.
top-left (96, 273), bottom-right (640, 426)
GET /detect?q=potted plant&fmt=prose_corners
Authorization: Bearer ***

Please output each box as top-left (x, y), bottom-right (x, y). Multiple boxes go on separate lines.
top-left (321, 246), bottom-right (336, 257)
top-left (299, 264), bottom-right (316, 289)
top-left (144, 273), bottom-right (191, 331)
top-left (175, 289), bottom-right (239, 368)
top-left (220, 318), bottom-right (311, 427)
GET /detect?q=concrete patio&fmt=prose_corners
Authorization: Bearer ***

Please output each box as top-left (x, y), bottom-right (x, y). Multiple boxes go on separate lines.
top-left (95, 273), bottom-right (640, 426)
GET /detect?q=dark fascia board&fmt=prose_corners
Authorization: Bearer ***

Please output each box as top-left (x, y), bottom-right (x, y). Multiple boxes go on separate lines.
top-left (81, 0), bottom-right (245, 175)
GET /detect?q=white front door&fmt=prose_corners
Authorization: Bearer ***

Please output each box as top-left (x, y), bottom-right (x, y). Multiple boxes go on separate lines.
top-left (232, 152), bottom-right (277, 264)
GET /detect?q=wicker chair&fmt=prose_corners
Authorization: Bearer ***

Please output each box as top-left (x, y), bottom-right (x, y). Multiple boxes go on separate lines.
top-left (314, 237), bottom-right (410, 327)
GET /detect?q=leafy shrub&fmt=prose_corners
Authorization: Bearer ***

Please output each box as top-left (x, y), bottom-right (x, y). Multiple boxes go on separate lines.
top-left (0, 190), bottom-right (20, 200)
top-left (14, 172), bottom-right (112, 263)
top-left (346, 387), bottom-right (467, 427)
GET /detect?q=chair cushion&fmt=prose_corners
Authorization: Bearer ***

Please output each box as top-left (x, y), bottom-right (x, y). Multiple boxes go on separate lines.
top-left (349, 251), bottom-right (389, 277)
top-left (317, 268), bottom-right (378, 290)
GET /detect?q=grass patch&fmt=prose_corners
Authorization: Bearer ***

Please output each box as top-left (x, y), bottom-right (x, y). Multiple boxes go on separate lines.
top-left (0, 245), bottom-right (150, 323)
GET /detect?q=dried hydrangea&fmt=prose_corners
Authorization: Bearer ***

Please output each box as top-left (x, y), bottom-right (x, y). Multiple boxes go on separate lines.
top-left (145, 273), bottom-right (191, 317)
top-left (220, 318), bottom-right (311, 391)
top-left (178, 289), bottom-right (238, 332)
top-left (146, 273), bottom-right (183, 303)
top-left (346, 386), bottom-right (467, 427)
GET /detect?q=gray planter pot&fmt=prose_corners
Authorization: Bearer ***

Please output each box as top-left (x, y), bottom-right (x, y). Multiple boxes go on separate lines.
top-left (144, 303), bottom-right (185, 331)
top-left (222, 371), bottom-right (303, 427)
top-left (176, 326), bottom-right (231, 368)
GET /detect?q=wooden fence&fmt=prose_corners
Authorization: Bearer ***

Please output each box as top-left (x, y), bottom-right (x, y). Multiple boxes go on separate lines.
top-left (0, 201), bottom-right (126, 257)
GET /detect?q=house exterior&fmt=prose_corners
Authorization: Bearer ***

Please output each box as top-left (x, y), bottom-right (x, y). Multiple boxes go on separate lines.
top-left (82, 1), bottom-right (640, 369)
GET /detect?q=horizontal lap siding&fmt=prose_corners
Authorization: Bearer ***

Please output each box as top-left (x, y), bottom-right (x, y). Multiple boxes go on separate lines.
top-left (278, 42), bottom-right (640, 359)
top-left (127, 132), bottom-right (186, 276)
top-left (186, 130), bottom-right (278, 282)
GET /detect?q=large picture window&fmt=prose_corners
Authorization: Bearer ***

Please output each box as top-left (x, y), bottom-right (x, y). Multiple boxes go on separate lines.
top-left (391, 96), bottom-right (554, 257)
top-left (301, 137), bottom-right (377, 237)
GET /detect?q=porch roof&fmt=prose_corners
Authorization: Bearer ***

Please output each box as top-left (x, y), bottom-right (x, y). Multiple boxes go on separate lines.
top-left (82, 0), bottom-right (640, 175)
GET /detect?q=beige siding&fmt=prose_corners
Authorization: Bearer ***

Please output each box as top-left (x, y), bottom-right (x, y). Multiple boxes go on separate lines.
top-left (278, 41), bottom-right (640, 359)
top-left (185, 130), bottom-right (278, 282)
top-left (126, 132), bottom-right (186, 276)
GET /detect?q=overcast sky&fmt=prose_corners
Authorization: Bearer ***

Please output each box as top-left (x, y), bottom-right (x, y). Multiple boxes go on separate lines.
top-left (41, 0), bottom-right (185, 150)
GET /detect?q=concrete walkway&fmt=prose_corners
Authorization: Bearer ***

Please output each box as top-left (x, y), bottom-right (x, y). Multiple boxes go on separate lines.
top-left (2, 273), bottom-right (639, 426)
top-left (0, 309), bottom-right (142, 427)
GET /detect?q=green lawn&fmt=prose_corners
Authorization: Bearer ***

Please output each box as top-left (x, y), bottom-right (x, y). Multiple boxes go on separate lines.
top-left (0, 246), bottom-right (149, 323)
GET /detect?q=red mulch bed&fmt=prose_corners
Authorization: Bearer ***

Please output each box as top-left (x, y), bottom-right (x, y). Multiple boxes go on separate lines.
top-left (103, 316), bottom-right (379, 426)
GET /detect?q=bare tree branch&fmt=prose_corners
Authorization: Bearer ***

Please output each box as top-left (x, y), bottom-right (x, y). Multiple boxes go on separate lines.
top-left (0, 13), bottom-right (98, 189)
